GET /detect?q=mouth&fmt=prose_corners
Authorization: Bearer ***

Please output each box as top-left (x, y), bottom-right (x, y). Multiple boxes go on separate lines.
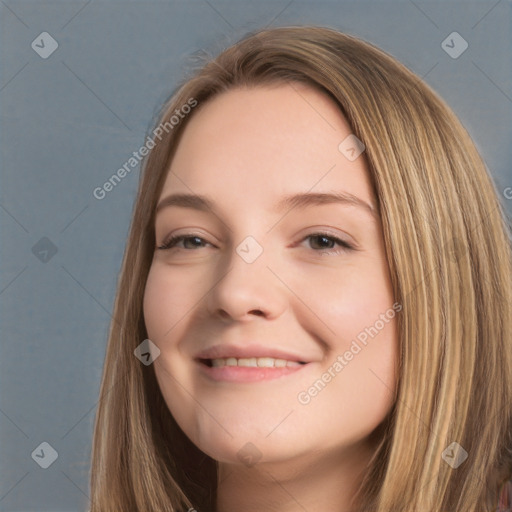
top-left (199, 357), bottom-right (308, 368)
top-left (196, 357), bottom-right (310, 383)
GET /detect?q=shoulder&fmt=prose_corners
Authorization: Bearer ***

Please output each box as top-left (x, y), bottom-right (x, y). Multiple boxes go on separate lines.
top-left (498, 480), bottom-right (512, 511)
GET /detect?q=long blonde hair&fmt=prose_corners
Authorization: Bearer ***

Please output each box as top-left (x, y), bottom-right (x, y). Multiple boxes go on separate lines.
top-left (89, 26), bottom-right (512, 511)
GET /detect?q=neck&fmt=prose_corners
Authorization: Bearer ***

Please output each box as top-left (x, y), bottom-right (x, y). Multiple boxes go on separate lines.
top-left (215, 439), bottom-right (376, 512)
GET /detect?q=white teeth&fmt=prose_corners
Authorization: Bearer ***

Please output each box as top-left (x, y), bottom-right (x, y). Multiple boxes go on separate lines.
top-left (257, 357), bottom-right (275, 367)
top-left (209, 357), bottom-right (303, 368)
top-left (238, 357), bottom-right (257, 367)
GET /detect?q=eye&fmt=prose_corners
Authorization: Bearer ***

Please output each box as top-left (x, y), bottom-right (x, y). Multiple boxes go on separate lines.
top-left (157, 234), bottom-right (212, 251)
top-left (301, 232), bottom-right (354, 255)
top-left (156, 232), bottom-right (355, 255)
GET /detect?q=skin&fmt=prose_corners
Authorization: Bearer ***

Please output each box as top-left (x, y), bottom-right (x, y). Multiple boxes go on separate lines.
top-left (143, 83), bottom-right (399, 512)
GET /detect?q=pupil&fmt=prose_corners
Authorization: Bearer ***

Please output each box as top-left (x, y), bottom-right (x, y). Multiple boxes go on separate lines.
top-left (314, 235), bottom-right (331, 249)
top-left (185, 237), bottom-right (201, 249)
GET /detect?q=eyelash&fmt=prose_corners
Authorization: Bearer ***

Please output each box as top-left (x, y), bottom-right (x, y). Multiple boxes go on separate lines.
top-left (157, 232), bottom-right (354, 255)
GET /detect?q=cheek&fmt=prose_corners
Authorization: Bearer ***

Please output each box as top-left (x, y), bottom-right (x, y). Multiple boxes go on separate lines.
top-left (143, 271), bottom-right (166, 341)
top-left (143, 267), bottom-right (202, 438)
top-left (143, 265), bottom-right (191, 341)
top-left (293, 257), bottom-right (396, 344)
top-left (295, 317), bottom-right (398, 448)
top-left (292, 262), bottom-right (399, 428)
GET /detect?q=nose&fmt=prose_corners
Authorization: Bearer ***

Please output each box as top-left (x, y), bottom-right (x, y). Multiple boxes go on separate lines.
top-left (205, 239), bottom-right (288, 322)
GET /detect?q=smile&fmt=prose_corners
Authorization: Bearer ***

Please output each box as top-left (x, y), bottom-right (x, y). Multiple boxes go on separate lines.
top-left (205, 357), bottom-right (306, 368)
top-left (197, 357), bottom-right (310, 383)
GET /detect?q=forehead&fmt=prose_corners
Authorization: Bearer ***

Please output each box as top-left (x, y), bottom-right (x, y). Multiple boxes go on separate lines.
top-left (160, 83), bottom-right (375, 211)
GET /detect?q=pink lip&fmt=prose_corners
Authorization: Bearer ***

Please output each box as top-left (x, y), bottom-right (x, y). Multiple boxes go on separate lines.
top-left (196, 360), bottom-right (310, 383)
top-left (195, 344), bottom-right (309, 363)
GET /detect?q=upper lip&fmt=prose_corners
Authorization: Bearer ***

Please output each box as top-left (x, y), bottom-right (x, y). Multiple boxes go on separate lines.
top-left (195, 344), bottom-right (311, 363)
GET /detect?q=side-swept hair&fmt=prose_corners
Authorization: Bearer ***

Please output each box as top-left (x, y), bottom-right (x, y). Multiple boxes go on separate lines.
top-left (90, 26), bottom-right (512, 511)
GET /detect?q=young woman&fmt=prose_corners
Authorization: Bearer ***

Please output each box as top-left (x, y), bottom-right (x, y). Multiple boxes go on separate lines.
top-left (89, 26), bottom-right (512, 511)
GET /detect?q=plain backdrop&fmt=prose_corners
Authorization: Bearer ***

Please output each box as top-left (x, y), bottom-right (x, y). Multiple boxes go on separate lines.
top-left (1, 1), bottom-right (511, 510)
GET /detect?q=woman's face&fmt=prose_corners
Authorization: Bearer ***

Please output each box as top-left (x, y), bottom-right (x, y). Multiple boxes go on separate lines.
top-left (143, 83), bottom-right (399, 467)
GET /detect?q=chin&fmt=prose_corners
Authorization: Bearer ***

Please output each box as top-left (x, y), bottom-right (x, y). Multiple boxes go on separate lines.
top-left (194, 435), bottom-right (299, 467)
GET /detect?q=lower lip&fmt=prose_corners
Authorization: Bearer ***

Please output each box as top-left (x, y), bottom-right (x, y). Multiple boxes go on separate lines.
top-left (196, 361), bottom-right (309, 382)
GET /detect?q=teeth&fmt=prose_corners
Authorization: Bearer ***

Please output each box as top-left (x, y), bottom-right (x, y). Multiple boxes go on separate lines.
top-left (209, 357), bottom-right (302, 368)
top-left (238, 357), bottom-right (258, 367)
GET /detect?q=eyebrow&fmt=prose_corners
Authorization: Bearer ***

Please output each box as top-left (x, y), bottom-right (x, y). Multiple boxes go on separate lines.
top-left (155, 191), bottom-right (378, 221)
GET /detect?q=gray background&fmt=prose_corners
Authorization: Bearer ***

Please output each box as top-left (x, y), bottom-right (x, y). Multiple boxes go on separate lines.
top-left (1, 1), bottom-right (511, 510)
